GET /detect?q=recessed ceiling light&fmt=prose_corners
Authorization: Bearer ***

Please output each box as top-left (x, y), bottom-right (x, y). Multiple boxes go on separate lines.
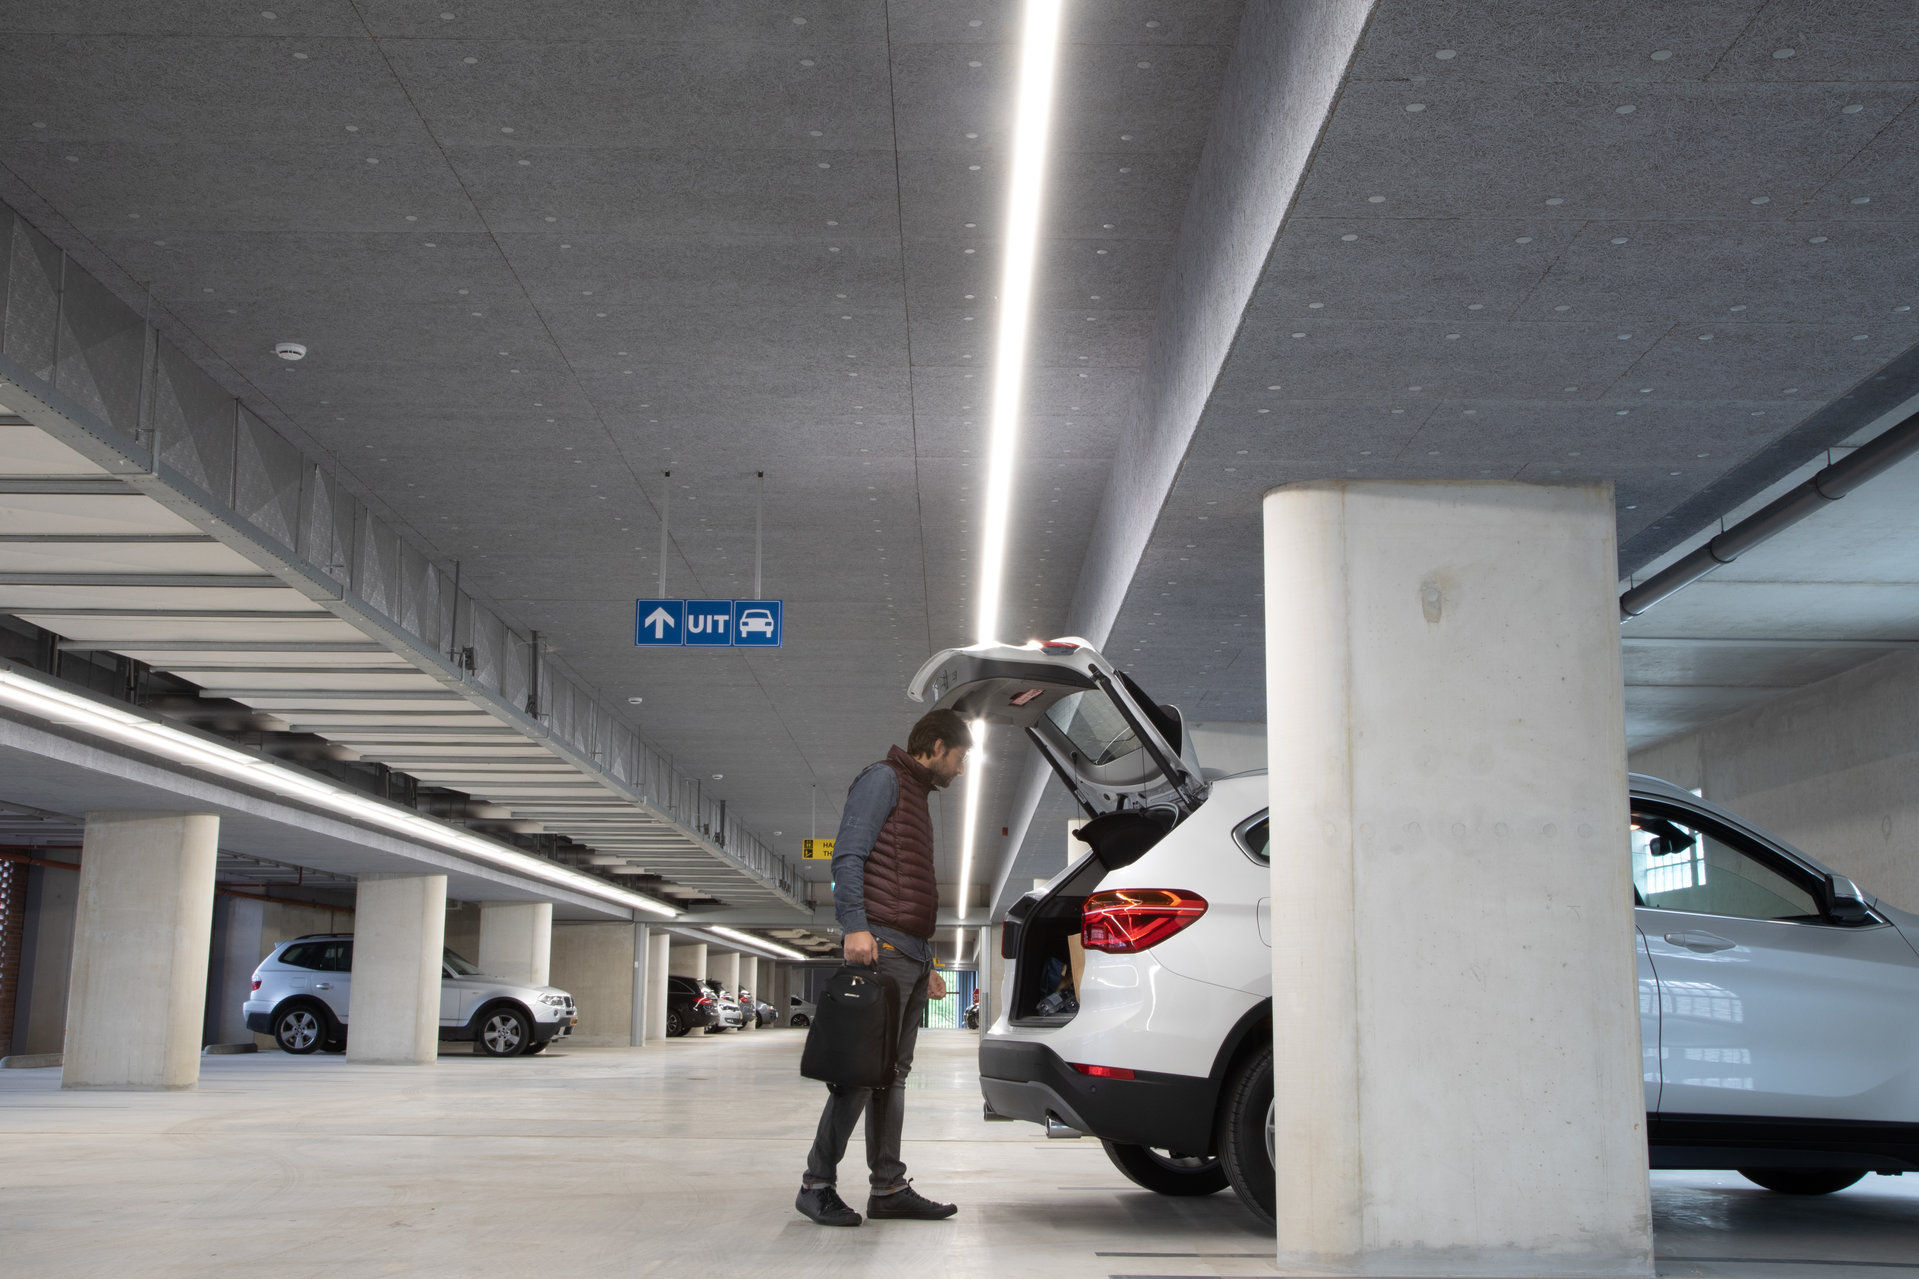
top-left (1649, 50), bottom-right (1673, 61)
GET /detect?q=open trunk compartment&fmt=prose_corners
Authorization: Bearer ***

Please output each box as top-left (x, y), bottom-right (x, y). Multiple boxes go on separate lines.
top-left (1003, 810), bottom-right (1177, 1025)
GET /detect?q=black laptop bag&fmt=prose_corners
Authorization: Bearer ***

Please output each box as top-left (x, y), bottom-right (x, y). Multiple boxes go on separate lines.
top-left (799, 964), bottom-right (898, 1089)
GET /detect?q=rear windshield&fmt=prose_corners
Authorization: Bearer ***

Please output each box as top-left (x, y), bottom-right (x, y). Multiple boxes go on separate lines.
top-left (1045, 690), bottom-right (1140, 766)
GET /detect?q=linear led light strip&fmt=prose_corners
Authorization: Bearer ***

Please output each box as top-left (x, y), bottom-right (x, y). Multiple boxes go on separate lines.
top-left (959, 0), bottom-right (1065, 922)
top-left (0, 667), bottom-right (680, 919)
top-left (705, 925), bottom-right (806, 962)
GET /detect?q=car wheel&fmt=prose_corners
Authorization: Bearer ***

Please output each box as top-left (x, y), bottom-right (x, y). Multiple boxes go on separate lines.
top-left (1101, 1141), bottom-right (1229, 1196)
top-left (667, 1010), bottom-right (686, 1038)
top-left (790, 1014), bottom-right (809, 1029)
top-left (1739, 1169), bottom-right (1867, 1195)
top-left (273, 1003), bottom-right (327, 1055)
top-left (1218, 1039), bottom-right (1275, 1228)
top-left (477, 1006), bottom-right (531, 1057)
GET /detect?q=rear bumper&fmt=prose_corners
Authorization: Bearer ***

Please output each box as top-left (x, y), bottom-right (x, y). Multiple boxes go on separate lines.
top-left (244, 1012), bottom-right (270, 1034)
top-left (979, 1037), bottom-right (1218, 1155)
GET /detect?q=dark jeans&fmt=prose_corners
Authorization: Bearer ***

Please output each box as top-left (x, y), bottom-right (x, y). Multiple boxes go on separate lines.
top-left (802, 946), bottom-right (931, 1194)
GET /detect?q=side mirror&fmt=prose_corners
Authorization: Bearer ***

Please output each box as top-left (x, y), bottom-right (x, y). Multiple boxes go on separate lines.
top-left (1823, 874), bottom-right (1873, 926)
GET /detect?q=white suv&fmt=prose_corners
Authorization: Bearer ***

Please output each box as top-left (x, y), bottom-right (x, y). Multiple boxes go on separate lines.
top-left (244, 934), bottom-right (578, 1057)
top-left (910, 640), bottom-right (1919, 1226)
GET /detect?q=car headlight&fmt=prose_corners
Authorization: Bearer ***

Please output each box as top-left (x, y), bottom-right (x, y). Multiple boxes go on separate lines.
top-left (538, 994), bottom-right (568, 1006)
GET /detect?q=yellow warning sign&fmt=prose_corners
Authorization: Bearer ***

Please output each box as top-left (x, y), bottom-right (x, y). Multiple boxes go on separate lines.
top-left (802, 838), bottom-right (835, 861)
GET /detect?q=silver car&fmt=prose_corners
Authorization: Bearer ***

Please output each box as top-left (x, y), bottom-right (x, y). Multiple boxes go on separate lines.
top-left (244, 933), bottom-right (577, 1057)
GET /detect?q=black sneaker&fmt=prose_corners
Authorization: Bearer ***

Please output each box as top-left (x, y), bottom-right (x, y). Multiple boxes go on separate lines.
top-left (795, 1185), bottom-right (862, 1227)
top-left (866, 1185), bottom-right (958, 1220)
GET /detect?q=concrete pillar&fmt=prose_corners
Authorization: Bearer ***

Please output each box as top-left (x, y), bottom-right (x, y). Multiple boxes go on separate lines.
top-left (739, 955), bottom-right (759, 1030)
top-left (712, 950), bottom-right (740, 1004)
top-left (985, 924), bottom-right (1006, 1032)
top-left (62, 812), bottom-right (219, 1090)
top-left (630, 924), bottom-right (649, 1047)
top-left (477, 901), bottom-right (551, 986)
top-left (646, 930), bottom-right (670, 1042)
top-left (1263, 480), bottom-right (1651, 1277)
top-left (667, 940), bottom-right (706, 978)
top-left (347, 873), bottom-right (446, 1066)
top-left (548, 921), bottom-right (633, 1047)
top-left (205, 894), bottom-right (265, 1045)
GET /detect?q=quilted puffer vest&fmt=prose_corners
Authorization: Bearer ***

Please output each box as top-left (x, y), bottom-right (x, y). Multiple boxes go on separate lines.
top-left (862, 745), bottom-right (940, 939)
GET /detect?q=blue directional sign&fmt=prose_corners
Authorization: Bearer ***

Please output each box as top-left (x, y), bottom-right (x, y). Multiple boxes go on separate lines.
top-left (635, 599), bottom-right (685, 646)
top-left (733, 599), bottom-right (783, 647)
top-left (684, 599), bottom-right (734, 647)
top-left (633, 599), bottom-right (782, 648)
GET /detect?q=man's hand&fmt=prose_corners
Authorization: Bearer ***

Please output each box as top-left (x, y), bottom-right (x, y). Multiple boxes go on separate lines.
top-left (927, 970), bottom-right (947, 1001)
top-left (843, 930), bottom-right (878, 966)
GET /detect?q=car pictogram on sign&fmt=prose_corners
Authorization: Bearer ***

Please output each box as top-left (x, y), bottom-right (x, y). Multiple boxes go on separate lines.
top-left (738, 608), bottom-right (777, 639)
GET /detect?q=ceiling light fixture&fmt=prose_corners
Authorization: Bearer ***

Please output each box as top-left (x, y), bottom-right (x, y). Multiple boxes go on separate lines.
top-left (958, 0), bottom-right (1064, 923)
top-left (0, 665), bottom-right (679, 919)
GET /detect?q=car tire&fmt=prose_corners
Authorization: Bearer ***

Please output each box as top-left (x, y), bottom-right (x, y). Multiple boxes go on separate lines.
top-left (667, 1010), bottom-right (687, 1038)
top-left (1218, 1039), bottom-right (1275, 1228)
top-left (1738, 1168), bottom-right (1867, 1195)
top-left (272, 1003), bottom-right (328, 1055)
top-left (476, 1006), bottom-right (531, 1057)
top-left (790, 1014), bottom-right (809, 1029)
top-left (1101, 1141), bottom-right (1229, 1196)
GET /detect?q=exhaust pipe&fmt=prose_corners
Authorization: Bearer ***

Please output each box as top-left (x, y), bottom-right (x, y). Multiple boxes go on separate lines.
top-left (1045, 1112), bottom-right (1085, 1139)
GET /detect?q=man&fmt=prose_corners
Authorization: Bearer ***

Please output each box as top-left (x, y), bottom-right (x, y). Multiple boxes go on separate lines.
top-left (795, 707), bottom-right (970, 1227)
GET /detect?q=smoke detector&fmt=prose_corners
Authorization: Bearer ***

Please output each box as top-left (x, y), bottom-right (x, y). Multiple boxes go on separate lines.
top-left (274, 341), bottom-right (307, 361)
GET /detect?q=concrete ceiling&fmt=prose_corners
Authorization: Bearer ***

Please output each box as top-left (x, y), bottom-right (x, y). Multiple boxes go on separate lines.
top-left (4, 1), bottom-right (1918, 916)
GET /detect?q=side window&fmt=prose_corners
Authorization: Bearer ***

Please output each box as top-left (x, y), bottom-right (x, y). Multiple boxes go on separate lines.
top-left (320, 941), bottom-right (351, 973)
top-left (1631, 808), bottom-right (1822, 923)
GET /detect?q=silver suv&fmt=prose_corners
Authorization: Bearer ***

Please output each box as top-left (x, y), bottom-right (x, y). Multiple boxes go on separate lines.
top-left (243, 934), bottom-right (578, 1057)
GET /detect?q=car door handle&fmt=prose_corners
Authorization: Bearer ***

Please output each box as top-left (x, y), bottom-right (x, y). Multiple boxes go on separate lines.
top-left (1663, 931), bottom-right (1735, 953)
top-left (314, 982), bottom-right (333, 989)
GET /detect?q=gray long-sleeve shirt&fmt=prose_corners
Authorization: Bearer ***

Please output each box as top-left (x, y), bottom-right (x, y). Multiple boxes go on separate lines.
top-left (830, 762), bottom-right (934, 964)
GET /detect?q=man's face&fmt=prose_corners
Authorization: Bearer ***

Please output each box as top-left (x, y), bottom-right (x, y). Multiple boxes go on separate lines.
top-left (924, 739), bottom-right (970, 788)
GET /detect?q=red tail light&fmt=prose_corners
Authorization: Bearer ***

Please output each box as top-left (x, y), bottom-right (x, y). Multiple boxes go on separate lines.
top-left (250, 980), bottom-right (261, 993)
top-left (1069, 1062), bottom-right (1135, 1080)
top-left (1081, 889), bottom-right (1208, 953)
top-left (695, 995), bottom-right (712, 1007)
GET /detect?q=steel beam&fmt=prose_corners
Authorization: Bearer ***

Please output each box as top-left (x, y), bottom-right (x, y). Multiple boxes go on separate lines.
top-left (0, 533), bottom-right (216, 544)
top-left (59, 640), bottom-right (386, 653)
top-left (0, 572), bottom-right (283, 588)
top-left (199, 688), bottom-right (464, 700)
top-left (0, 477), bottom-right (136, 494)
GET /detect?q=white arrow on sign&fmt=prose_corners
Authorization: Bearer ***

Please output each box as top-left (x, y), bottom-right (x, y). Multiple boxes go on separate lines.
top-left (642, 606), bottom-right (678, 640)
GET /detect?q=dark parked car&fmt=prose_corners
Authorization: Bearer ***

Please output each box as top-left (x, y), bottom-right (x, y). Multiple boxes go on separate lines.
top-left (666, 975), bottom-right (719, 1038)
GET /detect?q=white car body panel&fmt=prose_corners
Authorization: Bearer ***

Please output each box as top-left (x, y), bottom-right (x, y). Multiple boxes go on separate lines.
top-left (1642, 909), bottom-right (1919, 1120)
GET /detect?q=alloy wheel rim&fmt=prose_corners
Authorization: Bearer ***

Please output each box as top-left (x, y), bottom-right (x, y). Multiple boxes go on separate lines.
top-left (1264, 1098), bottom-right (1276, 1169)
top-left (483, 1015), bottom-right (522, 1053)
top-left (284, 1011), bottom-right (318, 1050)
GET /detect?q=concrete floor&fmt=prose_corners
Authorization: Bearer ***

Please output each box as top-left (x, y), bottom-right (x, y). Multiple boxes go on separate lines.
top-left (1, 1030), bottom-right (1914, 1278)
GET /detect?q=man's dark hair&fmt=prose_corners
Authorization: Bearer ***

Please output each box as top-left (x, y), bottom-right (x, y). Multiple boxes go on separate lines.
top-left (908, 708), bottom-right (969, 759)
